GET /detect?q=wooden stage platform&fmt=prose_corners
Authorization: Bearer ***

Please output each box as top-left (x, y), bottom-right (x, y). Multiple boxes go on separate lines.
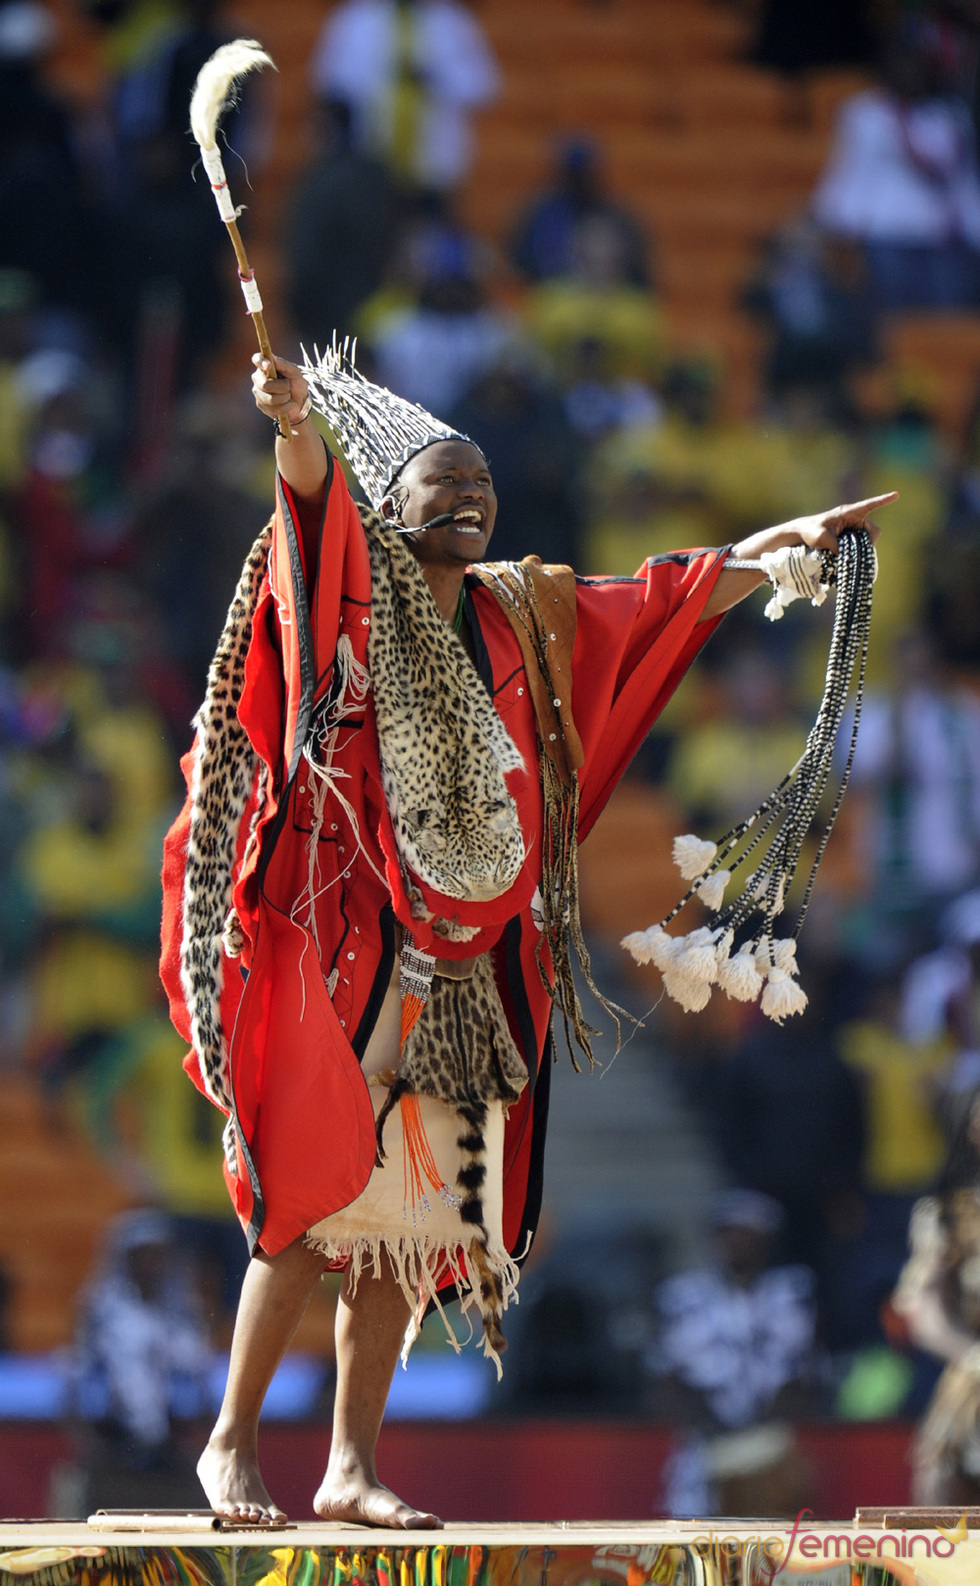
top-left (0, 1516), bottom-right (978, 1583)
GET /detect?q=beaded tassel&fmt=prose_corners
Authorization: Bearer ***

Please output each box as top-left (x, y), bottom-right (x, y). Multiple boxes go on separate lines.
top-left (399, 935), bottom-right (435, 1044)
top-left (622, 529), bottom-right (876, 1022)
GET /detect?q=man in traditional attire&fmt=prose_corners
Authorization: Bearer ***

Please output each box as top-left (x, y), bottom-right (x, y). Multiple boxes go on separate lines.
top-left (160, 345), bottom-right (890, 1527)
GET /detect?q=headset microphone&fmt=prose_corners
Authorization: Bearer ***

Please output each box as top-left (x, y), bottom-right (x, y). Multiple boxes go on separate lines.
top-left (394, 513), bottom-right (460, 535)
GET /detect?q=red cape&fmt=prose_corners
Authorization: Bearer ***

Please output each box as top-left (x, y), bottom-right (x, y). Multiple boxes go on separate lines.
top-left (161, 461), bottom-right (726, 1256)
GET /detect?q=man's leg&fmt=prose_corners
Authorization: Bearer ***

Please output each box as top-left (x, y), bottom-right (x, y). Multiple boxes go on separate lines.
top-left (314, 1254), bottom-right (442, 1527)
top-left (198, 1235), bottom-right (324, 1522)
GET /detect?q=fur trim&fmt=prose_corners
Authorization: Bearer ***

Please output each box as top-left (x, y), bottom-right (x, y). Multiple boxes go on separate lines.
top-left (179, 523), bottom-right (271, 1108)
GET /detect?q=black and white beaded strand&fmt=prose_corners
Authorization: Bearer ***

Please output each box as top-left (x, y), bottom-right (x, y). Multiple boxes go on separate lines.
top-left (622, 527), bottom-right (877, 1022)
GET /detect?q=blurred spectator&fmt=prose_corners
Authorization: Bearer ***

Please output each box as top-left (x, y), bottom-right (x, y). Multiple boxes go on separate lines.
top-left (743, 220), bottom-right (878, 410)
top-left (903, 889), bottom-right (980, 1097)
top-left (667, 644), bottom-right (806, 831)
top-left (0, 268), bottom-right (36, 496)
top-left (753, 0), bottom-right (876, 80)
top-left (106, 0), bottom-right (254, 382)
top-left (586, 361), bottom-right (859, 577)
top-left (930, 400), bottom-right (980, 666)
top-left (14, 653), bottom-right (176, 1113)
top-left (369, 232), bottom-right (515, 412)
top-left (847, 632), bottom-right (980, 925)
top-left (448, 349), bottom-right (583, 565)
top-left (510, 136), bottom-right (652, 288)
top-left (70, 1209), bottom-right (211, 1510)
top-left (558, 336), bottom-right (662, 447)
top-left (311, 0), bottom-right (499, 196)
top-left (704, 976), bottom-right (866, 1341)
top-left (893, 1086), bottom-right (980, 1503)
top-left (286, 99), bottom-right (399, 351)
top-left (524, 214), bottom-right (668, 389)
top-left (834, 973), bottom-right (949, 1351)
top-left (131, 393), bottom-right (273, 698)
top-left (585, 358), bottom-right (730, 572)
top-left (812, 41), bottom-right (980, 310)
top-left (0, 3), bottom-right (98, 323)
top-left (858, 387), bottom-right (946, 672)
top-left (841, 974), bottom-right (948, 1197)
top-left (648, 1190), bottom-right (816, 1516)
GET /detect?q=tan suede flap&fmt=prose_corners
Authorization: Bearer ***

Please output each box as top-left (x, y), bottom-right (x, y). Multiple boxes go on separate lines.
top-left (475, 556), bottom-right (584, 786)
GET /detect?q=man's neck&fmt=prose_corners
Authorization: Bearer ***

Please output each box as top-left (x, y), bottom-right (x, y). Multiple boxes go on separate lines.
top-left (421, 564), bottom-right (467, 625)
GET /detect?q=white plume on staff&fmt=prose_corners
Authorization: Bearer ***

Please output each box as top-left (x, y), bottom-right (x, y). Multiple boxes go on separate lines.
top-left (189, 39), bottom-right (292, 438)
top-left (190, 38), bottom-right (272, 157)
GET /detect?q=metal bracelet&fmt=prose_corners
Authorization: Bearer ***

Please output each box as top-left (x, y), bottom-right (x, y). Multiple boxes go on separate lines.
top-left (275, 392), bottom-right (313, 437)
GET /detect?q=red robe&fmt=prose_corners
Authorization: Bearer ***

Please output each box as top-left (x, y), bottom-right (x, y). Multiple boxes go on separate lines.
top-left (160, 455), bottom-right (726, 1259)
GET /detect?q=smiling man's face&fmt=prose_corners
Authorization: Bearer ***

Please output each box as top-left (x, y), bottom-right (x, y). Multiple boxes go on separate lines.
top-left (381, 439), bottom-right (496, 567)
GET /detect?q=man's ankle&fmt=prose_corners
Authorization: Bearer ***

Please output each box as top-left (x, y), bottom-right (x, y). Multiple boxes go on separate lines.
top-left (325, 1443), bottom-right (377, 1485)
top-left (206, 1421), bottom-right (259, 1455)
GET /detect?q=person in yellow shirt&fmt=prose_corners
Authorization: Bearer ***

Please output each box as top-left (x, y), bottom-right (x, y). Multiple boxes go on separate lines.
top-left (525, 215), bottom-right (668, 388)
top-left (838, 978), bottom-right (949, 1196)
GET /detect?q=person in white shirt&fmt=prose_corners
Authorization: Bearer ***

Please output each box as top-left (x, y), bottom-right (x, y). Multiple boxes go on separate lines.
top-left (311, 0), bottom-right (499, 193)
top-left (813, 44), bottom-right (980, 309)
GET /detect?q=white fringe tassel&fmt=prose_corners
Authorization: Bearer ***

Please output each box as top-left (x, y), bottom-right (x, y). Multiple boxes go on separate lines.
top-left (761, 966), bottom-right (808, 1024)
top-left (716, 941), bottom-right (764, 1002)
top-left (673, 833), bottom-right (718, 879)
top-left (304, 1229), bottom-right (520, 1381)
top-left (623, 921), bottom-right (807, 1023)
top-left (697, 868), bottom-right (731, 911)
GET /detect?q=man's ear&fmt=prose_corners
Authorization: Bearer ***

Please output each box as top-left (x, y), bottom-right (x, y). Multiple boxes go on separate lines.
top-left (381, 484), bottom-right (409, 525)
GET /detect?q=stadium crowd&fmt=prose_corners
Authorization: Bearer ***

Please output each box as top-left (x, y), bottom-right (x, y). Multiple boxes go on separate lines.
top-left (2, 0), bottom-right (980, 1517)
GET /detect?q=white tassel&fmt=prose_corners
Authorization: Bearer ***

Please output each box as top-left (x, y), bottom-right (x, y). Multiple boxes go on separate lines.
top-left (772, 938), bottom-right (798, 973)
top-left (675, 926), bottom-right (720, 984)
top-left (647, 925), bottom-right (682, 973)
top-left (673, 834), bottom-right (718, 879)
top-left (717, 942), bottom-right (764, 1002)
top-left (189, 39), bottom-right (274, 152)
top-left (662, 969), bottom-right (712, 1013)
top-left (621, 930), bottom-right (654, 965)
top-left (761, 966), bottom-right (808, 1024)
top-left (621, 924), bottom-right (679, 972)
top-left (754, 936), bottom-right (772, 974)
top-left (696, 868), bottom-right (730, 911)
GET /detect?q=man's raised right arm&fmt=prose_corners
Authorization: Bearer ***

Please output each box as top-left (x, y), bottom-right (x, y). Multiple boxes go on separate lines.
top-left (251, 352), bottom-right (329, 504)
top-left (252, 352), bottom-right (330, 585)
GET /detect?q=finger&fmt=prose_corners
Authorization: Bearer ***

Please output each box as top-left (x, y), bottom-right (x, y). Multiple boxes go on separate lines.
top-left (828, 492), bottom-right (899, 522)
top-left (269, 353), bottom-right (302, 378)
top-left (252, 371), bottom-right (292, 400)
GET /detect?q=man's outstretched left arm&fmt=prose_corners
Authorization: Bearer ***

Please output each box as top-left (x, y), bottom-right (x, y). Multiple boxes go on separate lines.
top-left (697, 491), bottom-right (898, 623)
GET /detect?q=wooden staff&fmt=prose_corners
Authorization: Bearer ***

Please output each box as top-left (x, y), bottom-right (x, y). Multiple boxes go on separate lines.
top-left (189, 39), bottom-right (292, 439)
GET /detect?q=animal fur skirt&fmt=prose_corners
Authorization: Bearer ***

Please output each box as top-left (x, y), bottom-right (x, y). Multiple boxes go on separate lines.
top-left (305, 959), bottom-right (522, 1377)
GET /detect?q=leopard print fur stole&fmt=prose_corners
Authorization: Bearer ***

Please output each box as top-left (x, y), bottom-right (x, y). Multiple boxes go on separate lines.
top-left (362, 508), bottom-right (526, 922)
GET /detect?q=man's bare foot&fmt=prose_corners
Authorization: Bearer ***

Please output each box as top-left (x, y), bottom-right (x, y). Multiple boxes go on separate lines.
top-left (197, 1438), bottom-right (287, 1526)
top-left (314, 1471), bottom-right (442, 1529)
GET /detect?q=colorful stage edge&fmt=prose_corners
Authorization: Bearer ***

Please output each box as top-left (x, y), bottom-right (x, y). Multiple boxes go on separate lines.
top-left (0, 1517), bottom-right (977, 1586)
